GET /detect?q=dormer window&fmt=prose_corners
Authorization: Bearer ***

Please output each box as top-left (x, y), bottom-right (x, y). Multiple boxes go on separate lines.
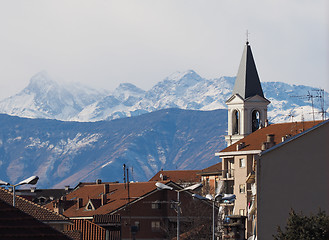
top-left (85, 200), bottom-right (95, 211)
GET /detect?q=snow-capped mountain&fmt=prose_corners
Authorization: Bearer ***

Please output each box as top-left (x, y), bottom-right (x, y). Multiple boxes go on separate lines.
top-left (0, 70), bottom-right (327, 123)
top-left (0, 70), bottom-right (327, 189)
top-left (0, 71), bottom-right (108, 121)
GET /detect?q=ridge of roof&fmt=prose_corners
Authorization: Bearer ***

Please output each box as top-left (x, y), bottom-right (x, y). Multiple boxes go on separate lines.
top-left (149, 170), bottom-right (201, 182)
top-left (260, 119), bottom-right (329, 156)
top-left (198, 162), bottom-right (222, 175)
top-left (0, 198), bottom-right (73, 240)
top-left (0, 187), bottom-right (69, 222)
top-left (219, 120), bottom-right (324, 153)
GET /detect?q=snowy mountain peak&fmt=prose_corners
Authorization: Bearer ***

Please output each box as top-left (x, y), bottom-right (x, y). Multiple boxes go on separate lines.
top-left (166, 70), bottom-right (202, 82)
top-left (26, 71), bottom-right (58, 93)
top-left (0, 70), bottom-right (327, 123)
top-left (115, 83), bottom-right (145, 94)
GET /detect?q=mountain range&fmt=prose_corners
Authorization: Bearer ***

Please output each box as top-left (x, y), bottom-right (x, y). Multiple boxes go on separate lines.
top-left (0, 70), bottom-right (327, 189)
top-left (0, 109), bottom-right (226, 189)
top-left (0, 70), bottom-right (327, 123)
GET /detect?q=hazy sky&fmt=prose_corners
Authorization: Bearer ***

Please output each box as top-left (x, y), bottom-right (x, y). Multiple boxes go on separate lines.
top-left (0, 0), bottom-right (328, 99)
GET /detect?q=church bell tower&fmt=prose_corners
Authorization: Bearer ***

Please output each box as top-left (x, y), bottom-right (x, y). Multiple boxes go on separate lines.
top-left (225, 41), bottom-right (270, 146)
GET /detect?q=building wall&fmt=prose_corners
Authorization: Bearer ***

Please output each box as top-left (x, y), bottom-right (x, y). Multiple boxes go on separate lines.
top-left (232, 154), bottom-right (249, 216)
top-left (118, 188), bottom-right (213, 240)
top-left (257, 122), bottom-right (329, 239)
top-left (201, 175), bottom-right (220, 196)
top-left (221, 154), bottom-right (256, 238)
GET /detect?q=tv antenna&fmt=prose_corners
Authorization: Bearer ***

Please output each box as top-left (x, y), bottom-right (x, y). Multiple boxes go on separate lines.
top-left (314, 89), bottom-right (327, 120)
top-left (287, 109), bottom-right (295, 123)
top-left (290, 90), bottom-right (323, 123)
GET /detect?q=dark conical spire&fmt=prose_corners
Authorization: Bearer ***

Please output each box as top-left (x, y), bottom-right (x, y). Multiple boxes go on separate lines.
top-left (232, 42), bottom-right (264, 99)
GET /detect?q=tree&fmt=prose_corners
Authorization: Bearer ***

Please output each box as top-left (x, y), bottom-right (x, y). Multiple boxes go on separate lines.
top-left (273, 209), bottom-right (329, 240)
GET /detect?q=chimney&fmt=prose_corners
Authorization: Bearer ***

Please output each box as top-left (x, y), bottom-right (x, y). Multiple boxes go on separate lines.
top-left (262, 134), bottom-right (276, 150)
top-left (30, 187), bottom-right (36, 193)
top-left (65, 185), bottom-right (70, 191)
top-left (267, 134), bottom-right (275, 143)
top-left (236, 142), bottom-right (245, 151)
top-left (104, 184), bottom-right (109, 194)
top-left (77, 198), bottom-right (83, 209)
top-left (53, 200), bottom-right (64, 215)
top-left (264, 119), bottom-right (269, 127)
top-left (96, 179), bottom-right (102, 184)
top-left (101, 193), bottom-right (107, 206)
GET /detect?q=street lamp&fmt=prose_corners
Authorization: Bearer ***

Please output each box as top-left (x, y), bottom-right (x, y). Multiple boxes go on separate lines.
top-left (156, 182), bottom-right (202, 240)
top-left (0, 176), bottom-right (39, 206)
top-left (192, 193), bottom-right (222, 240)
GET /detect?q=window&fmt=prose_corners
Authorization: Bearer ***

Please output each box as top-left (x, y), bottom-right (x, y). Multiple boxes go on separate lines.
top-left (151, 202), bottom-right (161, 209)
top-left (86, 203), bottom-right (93, 210)
top-left (239, 209), bottom-right (245, 216)
top-left (133, 221), bottom-right (140, 231)
top-left (170, 201), bottom-right (178, 210)
top-left (151, 221), bottom-right (161, 231)
top-left (232, 110), bottom-right (239, 134)
top-left (239, 158), bottom-right (246, 168)
top-left (239, 184), bottom-right (246, 194)
top-left (252, 110), bottom-right (261, 132)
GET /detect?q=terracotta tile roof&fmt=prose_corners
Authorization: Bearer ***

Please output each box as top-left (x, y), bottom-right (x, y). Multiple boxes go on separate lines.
top-left (220, 121), bottom-right (323, 153)
top-left (65, 219), bottom-right (106, 240)
top-left (198, 162), bottom-right (222, 175)
top-left (0, 199), bottom-right (73, 240)
top-left (149, 170), bottom-right (201, 183)
top-left (0, 187), bottom-right (69, 222)
top-left (93, 214), bottom-right (121, 225)
top-left (47, 181), bottom-right (168, 218)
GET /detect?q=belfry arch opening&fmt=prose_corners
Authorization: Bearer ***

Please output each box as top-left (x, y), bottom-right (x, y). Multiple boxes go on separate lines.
top-left (232, 110), bottom-right (239, 135)
top-left (252, 110), bottom-right (261, 132)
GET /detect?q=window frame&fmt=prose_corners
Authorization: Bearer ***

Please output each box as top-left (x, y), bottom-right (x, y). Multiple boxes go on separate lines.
top-left (239, 184), bottom-right (246, 194)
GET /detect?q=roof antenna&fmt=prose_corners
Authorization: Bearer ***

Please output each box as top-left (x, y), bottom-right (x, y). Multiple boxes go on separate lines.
top-left (246, 30), bottom-right (250, 45)
top-left (123, 164), bottom-right (126, 189)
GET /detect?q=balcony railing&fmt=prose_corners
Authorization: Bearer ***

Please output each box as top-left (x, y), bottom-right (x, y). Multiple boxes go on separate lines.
top-left (222, 169), bottom-right (234, 179)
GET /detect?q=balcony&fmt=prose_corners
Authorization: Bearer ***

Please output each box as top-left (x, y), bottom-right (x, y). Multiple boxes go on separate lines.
top-left (246, 171), bottom-right (255, 183)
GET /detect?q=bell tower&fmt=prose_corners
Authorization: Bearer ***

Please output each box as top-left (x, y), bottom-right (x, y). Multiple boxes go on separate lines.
top-left (225, 41), bottom-right (270, 146)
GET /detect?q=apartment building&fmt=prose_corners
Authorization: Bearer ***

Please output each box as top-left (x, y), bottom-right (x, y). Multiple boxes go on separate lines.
top-left (214, 40), bottom-right (325, 239)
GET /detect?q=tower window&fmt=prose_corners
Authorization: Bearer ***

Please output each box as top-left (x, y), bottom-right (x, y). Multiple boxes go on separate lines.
top-left (252, 110), bottom-right (260, 132)
top-left (232, 110), bottom-right (239, 134)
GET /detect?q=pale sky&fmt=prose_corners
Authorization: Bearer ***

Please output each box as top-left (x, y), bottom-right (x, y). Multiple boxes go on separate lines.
top-left (0, 0), bottom-right (328, 99)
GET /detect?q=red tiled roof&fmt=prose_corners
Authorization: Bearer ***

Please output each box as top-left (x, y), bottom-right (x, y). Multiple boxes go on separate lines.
top-left (65, 219), bottom-right (106, 240)
top-left (0, 199), bottom-right (73, 240)
top-left (47, 181), bottom-right (168, 218)
top-left (149, 170), bottom-right (201, 183)
top-left (198, 162), bottom-right (222, 175)
top-left (220, 121), bottom-right (323, 153)
top-left (0, 187), bottom-right (69, 222)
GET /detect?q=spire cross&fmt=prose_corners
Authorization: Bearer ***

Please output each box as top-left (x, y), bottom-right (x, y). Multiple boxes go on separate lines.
top-left (246, 30), bottom-right (250, 45)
